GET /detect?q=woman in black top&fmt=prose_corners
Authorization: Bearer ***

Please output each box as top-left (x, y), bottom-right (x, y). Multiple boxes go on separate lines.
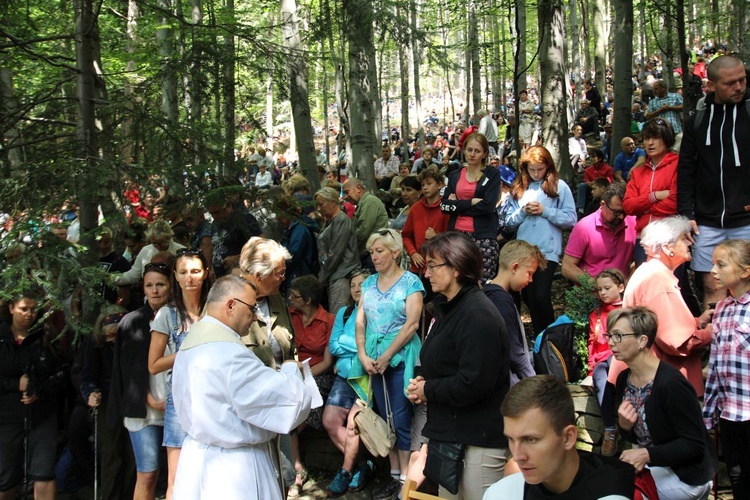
top-left (407, 232), bottom-right (510, 499)
top-left (610, 306), bottom-right (716, 500)
top-left (0, 292), bottom-right (60, 499)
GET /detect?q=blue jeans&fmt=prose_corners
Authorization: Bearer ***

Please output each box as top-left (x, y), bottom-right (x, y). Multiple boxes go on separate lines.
top-left (162, 392), bottom-right (187, 448)
top-left (128, 425), bottom-right (163, 473)
top-left (371, 363), bottom-right (413, 451)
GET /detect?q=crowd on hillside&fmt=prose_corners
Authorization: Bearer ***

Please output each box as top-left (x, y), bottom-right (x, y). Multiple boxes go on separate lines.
top-left (1, 52), bottom-right (749, 500)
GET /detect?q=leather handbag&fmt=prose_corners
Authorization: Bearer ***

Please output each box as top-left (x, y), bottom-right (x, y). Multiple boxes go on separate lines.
top-left (424, 439), bottom-right (466, 495)
top-left (353, 375), bottom-right (396, 457)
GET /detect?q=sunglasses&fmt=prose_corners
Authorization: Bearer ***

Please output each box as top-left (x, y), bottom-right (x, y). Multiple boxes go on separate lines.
top-left (176, 248), bottom-right (203, 257)
top-left (144, 262), bottom-right (170, 273)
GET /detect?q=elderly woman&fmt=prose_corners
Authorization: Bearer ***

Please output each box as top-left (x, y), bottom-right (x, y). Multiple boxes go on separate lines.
top-left (108, 262), bottom-right (172, 500)
top-left (407, 232), bottom-right (510, 499)
top-left (322, 271), bottom-right (374, 496)
top-left (238, 237), bottom-right (295, 369)
top-left (390, 176), bottom-right (422, 232)
top-left (314, 187), bottom-right (360, 314)
top-left (287, 275), bottom-right (335, 497)
top-left (116, 220), bottom-right (186, 287)
top-left (610, 307), bottom-right (716, 499)
top-left (354, 228), bottom-right (424, 499)
top-left (607, 216), bottom-right (713, 397)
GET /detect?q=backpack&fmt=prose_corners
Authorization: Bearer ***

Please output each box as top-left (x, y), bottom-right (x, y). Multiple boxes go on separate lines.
top-left (533, 315), bottom-right (581, 382)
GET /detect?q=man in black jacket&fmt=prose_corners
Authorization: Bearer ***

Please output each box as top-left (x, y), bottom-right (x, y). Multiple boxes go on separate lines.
top-left (677, 55), bottom-right (750, 307)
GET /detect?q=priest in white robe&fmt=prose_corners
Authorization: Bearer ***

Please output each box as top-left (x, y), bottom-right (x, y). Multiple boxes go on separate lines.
top-left (172, 275), bottom-right (311, 499)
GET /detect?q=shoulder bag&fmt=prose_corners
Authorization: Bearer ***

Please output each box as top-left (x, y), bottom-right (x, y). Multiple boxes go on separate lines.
top-left (352, 375), bottom-right (396, 457)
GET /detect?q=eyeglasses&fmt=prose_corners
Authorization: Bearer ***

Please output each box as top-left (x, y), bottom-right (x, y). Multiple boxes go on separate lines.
top-left (378, 229), bottom-right (396, 242)
top-left (603, 332), bottom-right (640, 343)
top-left (425, 262), bottom-right (449, 272)
top-left (233, 297), bottom-right (259, 316)
top-left (176, 248), bottom-right (202, 257)
top-left (604, 200), bottom-right (626, 218)
top-left (288, 292), bottom-right (302, 300)
top-left (144, 262), bottom-right (170, 273)
top-left (272, 268), bottom-right (286, 280)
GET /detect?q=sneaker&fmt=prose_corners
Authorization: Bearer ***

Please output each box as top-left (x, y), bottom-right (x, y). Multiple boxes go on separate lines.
top-left (326, 468), bottom-right (352, 498)
top-left (601, 429), bottom-right (618, 457)
top-left (347, 460), bottom-right (374, 492)
top-left (373, 477), bottom-right (402, 500)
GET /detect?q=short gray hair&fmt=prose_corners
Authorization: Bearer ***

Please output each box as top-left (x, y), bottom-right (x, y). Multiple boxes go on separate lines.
top-left (640, 216), bottom-right (693, 257)
top-left (145, 219), bottom-right (174, 241)
top-left (239, 237), bottom-right (291, 279)
top-left (314, 187), bottom-right (340, 205)
top-left (206, 275), bottom-right (256, 304)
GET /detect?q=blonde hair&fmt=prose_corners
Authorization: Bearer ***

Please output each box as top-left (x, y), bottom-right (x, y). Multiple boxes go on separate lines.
top-left (145, 219), bottom-right (174, 242)
top-left (366, 228), bottom-right (403, 255)
top-left (498, 240), bottom-right (547, 271)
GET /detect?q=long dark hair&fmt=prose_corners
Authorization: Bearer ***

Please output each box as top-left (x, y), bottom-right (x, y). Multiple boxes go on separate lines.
top-left (172, 250), bottom-right (213, 331)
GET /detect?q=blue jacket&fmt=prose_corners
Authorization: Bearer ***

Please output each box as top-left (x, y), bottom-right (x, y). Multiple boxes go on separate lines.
top-left (282, 217), bottom-right (318, 283)
top-left (504, 179), bottom-right (577, 263)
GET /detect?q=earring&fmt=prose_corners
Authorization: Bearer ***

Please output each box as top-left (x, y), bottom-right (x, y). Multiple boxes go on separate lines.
top-left (668, 251), bottom-right (675, 257)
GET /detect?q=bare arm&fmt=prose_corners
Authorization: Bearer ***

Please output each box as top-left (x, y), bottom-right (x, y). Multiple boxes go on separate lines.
top-left (561, 254), bottom-right (585, 285)
top-left (147, 332), bottom-right (175, 375)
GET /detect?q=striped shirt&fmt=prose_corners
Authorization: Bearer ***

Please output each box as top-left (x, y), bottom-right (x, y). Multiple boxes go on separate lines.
top-left (703, 290), bottom-right (750, 429)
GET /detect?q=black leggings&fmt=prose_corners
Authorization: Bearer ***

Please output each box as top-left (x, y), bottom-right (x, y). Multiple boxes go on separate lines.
top-left (720, 418), bottom-right (750, 499)
top-left (521, 261), bottom-right (558, 334)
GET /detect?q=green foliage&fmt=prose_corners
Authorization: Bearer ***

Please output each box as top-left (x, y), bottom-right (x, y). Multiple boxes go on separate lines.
top-left (564, 272), bottom-right (599, 381)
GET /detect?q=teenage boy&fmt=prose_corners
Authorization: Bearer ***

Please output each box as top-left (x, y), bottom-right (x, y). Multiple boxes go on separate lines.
top-left (584, 177), bottom-right (610, 217)
top-left (402, 166), bottom-right (449, 279)
top-left (485, 240), bottom-right (546, 385)
top-left (483, 376), bottom-right (635, 499)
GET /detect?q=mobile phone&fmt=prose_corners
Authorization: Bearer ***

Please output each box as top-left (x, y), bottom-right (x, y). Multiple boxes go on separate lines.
top-left (707, 302), bottom-right (717, 309)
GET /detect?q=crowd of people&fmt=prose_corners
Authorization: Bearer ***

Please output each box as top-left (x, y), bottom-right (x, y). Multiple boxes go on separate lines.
top-left (0, 54), bottom-right (749, 500)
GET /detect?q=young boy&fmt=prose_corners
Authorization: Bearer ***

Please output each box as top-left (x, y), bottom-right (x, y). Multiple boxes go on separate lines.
top-left (583, 148), bottom-right (614, 184)
top-left (402, 166), bottom-right (449, 278)
top-left (485, 240), bottom-right (546, 384)
top-left (584, 176), bottom-right (611, 217)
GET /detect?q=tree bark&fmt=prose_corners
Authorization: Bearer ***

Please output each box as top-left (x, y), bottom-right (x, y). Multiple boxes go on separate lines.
top-left (345, 0), bottom-right (377, 190)
top-left (612, 0), bottom-right (634, 163)
top-left (0, 68), bottom-right (23, 178)
top-left (157, 0), bottom-right (181, 179)
top-left (411, 0), bottom-right (424, 148)
top-left (281, 0), bottom-right (319, 191)
top-left (222, 0), bottom-right (236, 180)
top-left (593, 0), bottom-right (607, 96)
top-left (538, 0), bottom-right (571, 179)
top-left (469, 1), bottom-right (481, 120)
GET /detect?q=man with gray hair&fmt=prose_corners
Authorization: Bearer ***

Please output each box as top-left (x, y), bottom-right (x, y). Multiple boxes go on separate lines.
top-left (342, 178), bottom-right (388, 271)
top-left (172, 275), bottom-right (311, 499)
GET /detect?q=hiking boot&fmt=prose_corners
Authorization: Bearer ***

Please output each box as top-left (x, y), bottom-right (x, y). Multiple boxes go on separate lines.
top-left (373, 477), bottom-right (402, 500)
top-left (326, 468), bottom-right (352, 498)
top-left (348, 460), bottom-right (374, 492)
top-left (602, 429), bottom-right (618, 457)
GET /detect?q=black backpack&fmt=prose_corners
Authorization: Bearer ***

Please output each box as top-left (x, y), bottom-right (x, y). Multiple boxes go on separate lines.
top-left (533, 315), bottom-right (581, 383)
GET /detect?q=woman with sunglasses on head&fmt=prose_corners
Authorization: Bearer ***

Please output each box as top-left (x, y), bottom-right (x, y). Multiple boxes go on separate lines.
top-left (609, 306), bottom-right (716, 499)
top-left (286, 275), bottom-right (336, 497)
top-left (148, 249), bottom-right (212, 500)
top-left (108, 261), bottom-right (172, 500)
top-left (622, 119), bottom-right (680, 267)
top-left (353, 228), bottom-right (424, 498)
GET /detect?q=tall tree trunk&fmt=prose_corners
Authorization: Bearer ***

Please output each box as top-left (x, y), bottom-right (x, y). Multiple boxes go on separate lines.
top-left (345, 0), bottom-right (377, 190)
top-left (538, 0), bottom-right (570, 179)
top-left (75, 0), bottom-right (101, 319)
top-left (320, 38), bottom-right (330, 168)
top-left (189, 0), bottom-right (204, 168)
top-left (370, 32), bottom-right (382, 153)
top-left (581, 0), bottom-right (592, 76)
top-left (463, 2), bottom-right (471, 122)
top-left (664, 0), bottom-right (675, 90)
top-left (399, 19), bottom-right (410, 160)
top-left (593, 0), bottom-right (607, 96)
top-left (281, 0), bottom-right (319, 191)
top-left (612, 0), bottom-right (633, 163)
top-left (570, 0), bottom-right (582, 110)
top-left (470, 1), bottom-right (482, 119)
top-left (121, 0), bottom-right (140, 165)
top-left (324, 0), bottom-right (349, 166)
top-left (411, 0), bottom-right (424, 148)
top-left (157, 0), bottom-right (180, 180)
top-left (221, 0), bottom-right (235, 180)
top-left (490, 0), bottom-right (502, 112)
top-left (676, 0), bottom-right (691, 116)
top-left (516, 0), bottom-right (527, 93)
top-left (0, 68), bottom-right (23, 178)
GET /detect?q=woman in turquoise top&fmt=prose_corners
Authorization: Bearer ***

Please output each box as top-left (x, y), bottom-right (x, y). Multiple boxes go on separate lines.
top-left (355, 228), bottom-right (424, 492)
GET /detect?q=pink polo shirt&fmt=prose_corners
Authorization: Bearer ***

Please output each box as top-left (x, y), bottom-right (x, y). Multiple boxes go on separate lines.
top-left (564, 208), bottom-right (636, 278)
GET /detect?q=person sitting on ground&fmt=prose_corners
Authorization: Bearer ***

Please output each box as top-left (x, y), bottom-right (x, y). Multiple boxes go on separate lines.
top-left (576, 98), bottom-right (600, 136)
top-left (611, 306), bottom-right (717, 499)
top-left (614, 137), bottom-right (647, 183)
top-left (374, 145), bottom-right (401, 190)
top-left (411, 147), bottom-right (440, 175)
top-left (577, 148), bottom-right (614, 213)
top-left (485, 240), bottom-right (545, 385)
top-left (568, 124), bottom-right (588, 173)
top-left (483, 375), bottom-right (635, 499)
top-left (390, 163), bottom-right (413, 192)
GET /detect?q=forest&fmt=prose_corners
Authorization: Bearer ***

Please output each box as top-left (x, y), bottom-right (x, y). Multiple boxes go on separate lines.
top-left (1, 0), bottom-right (749, 315)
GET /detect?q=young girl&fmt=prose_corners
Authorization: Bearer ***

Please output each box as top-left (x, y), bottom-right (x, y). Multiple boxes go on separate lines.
top-left (705, 239), bottom-right (750, 499)
top-left (588, 268), bottom-right (625, 457)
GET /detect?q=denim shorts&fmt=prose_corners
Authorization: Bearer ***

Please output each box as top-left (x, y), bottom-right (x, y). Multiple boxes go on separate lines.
top-left (162, 392), bottom-right (187, 448)
top-left (128, 425), bottom-right (162, 473)
top-left (325, 375), bottom-right (358, 409)
top-left (0, 415), bottom-right (57, 490)
top-left (692, 224), bottom-right (750, 272)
